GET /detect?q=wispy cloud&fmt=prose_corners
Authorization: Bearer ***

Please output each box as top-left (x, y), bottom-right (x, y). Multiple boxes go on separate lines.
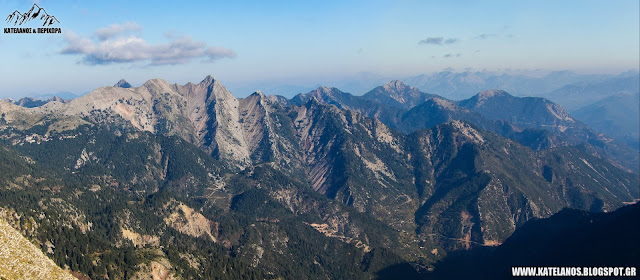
top-left (418, 37), bottom-right (458, 45)
top-left (94, 22), bottom-right (142, 41)
top-left (444, 38), bottom-right (458, 44)
top-left (203, 47), bottom-right (237, 63)
top-left (443, 53), bottom-right (461, 58)
top-left (419, 37), bottom-right (443, 45)
top-left (475, 33), bottom-right (496, 40)
top-left (61, 22), bottom-right (236, 66)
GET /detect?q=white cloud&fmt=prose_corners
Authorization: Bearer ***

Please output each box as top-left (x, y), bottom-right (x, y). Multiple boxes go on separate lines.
top-left (61, 31), bottom-right (97, 54)
top-left (94, 22), bottom-right (143, 41)
top-left (205, 47), bottom-right (237, 61)
top-left (61, 23), bottom-right (236, 66)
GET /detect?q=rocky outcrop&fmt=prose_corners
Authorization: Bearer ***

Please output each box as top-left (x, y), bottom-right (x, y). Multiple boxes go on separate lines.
top-left (162, 200), bottom-right (217, 242)
top-left (363, 80), bottom-right (436, 109)
top-left (114, 79), bottom-right (133, 88)
top-left (0, 218), bottom-right (76, 280)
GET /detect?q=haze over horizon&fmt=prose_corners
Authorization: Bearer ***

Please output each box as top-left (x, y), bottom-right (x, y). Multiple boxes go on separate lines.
top-left (1, 2), bottom-right (639, 278)
top-left (0, 0), bottom-right (638, 98)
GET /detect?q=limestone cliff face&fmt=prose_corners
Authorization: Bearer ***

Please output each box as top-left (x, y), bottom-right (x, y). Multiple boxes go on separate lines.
top-left (177, 76), bottom-right (250, 168)
top-left (0, 218), bottom-right (76, 280)
top-left (31, 76), bottom-right (251, 169)
top-left (1, 76), bottom-right (299, 171)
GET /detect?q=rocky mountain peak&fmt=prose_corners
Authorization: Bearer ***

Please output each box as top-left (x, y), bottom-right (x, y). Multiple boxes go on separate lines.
top-left (304, 86), bottom-right (341, 101)
top-left (461, 89), bottom-right (513, 108)
top-left (200, 75), bottom-right (216, 85)
top-left (47, 96), bottom-right (65, 103)
top-left (362, 80), bottom-right (434, 110)
top-left (114, 79), bottom-right (132, 88)
top-left (142, 78), bottom-right (170, 88)
top-left (383, 80), bottom-right (409, 91)
top-left (141, 78), bottom-right (175, 95)
top-left (250, 90), bottom-right (265, 97)
top-left (315, 86), bottom-right (335, 94)
top-left (242, 91), bottom-right (270, 108)
top-left (476, 89), bottom-right (511, 99)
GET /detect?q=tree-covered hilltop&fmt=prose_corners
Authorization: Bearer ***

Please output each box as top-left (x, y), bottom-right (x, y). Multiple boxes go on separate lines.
top-left (0, 124), bottom-right (418, 279)
top-left (429, 202), bottom-right (640, 279)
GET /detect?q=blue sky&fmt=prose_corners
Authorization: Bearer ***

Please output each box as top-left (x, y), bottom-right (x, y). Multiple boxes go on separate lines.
top-left (0, 0), bottom-right (638, 98)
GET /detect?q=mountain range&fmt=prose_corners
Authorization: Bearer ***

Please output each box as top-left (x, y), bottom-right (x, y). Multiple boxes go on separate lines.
top-left (546, 73), bottom-right (639, 111)
top-left (0, 75), bottom-right (638, 279)
top-left (402, 70), bottom-right (639, 108)
top-left (573, 92), bottom-right (640, 149)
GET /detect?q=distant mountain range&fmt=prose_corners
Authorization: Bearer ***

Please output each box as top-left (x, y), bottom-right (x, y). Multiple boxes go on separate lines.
top-left (2, 92), bottom-right (80, 108)
top-left (402, 70), bottom-right (640, 111)
top-left (291, 80), bottom-right (638, 172)
top-left (402, 70), bottom-right (602, 100)
top-left (224, 70), bottom-right (638, 117)
top-left (2, 96), bottom-right (67, 108)
top-left (544, 73), bottom-right (639, 111)
top-left (573, 92), bottom-right (640, 149)
top-left (0, 75), bottom-right (637, 279)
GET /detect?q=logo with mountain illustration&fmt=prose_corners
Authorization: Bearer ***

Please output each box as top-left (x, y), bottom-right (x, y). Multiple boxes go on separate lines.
top-left (6, 3), bottom-right (59, 26)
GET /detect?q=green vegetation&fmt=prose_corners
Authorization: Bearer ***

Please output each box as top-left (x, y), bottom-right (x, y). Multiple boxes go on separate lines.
top-left (0, 91), bottom-right (637, 279)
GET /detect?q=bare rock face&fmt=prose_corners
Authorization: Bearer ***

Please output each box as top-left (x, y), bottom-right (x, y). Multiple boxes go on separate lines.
top-left (238, 91), bottom-right (289, 163)
top-left (34, 75), bottom-right (252, 169)
top-left (0, 218), bottom-right (76, 280)
top-left (162, 200), bottom-right (218, 242)
top-left (130, 258), bottom-right (178, 280)
top-left (188, 76), bottom-right (250, 168)
top-left (1, 75), bottom-right (263, 170)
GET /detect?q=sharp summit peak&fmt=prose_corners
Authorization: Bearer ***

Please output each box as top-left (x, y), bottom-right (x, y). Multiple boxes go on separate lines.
top-left (114, 79), bottom-right (132, 88)
top-left (310, 86), bottom-right (338, 94)
top-left (382, 80), bottom-right (409, 90)
top-left (476, 89), bottom-right (511, 98)
top-left (388, 80), bottom-right (407, 86)
top-left (200, 75), bottom-right (216, 84)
